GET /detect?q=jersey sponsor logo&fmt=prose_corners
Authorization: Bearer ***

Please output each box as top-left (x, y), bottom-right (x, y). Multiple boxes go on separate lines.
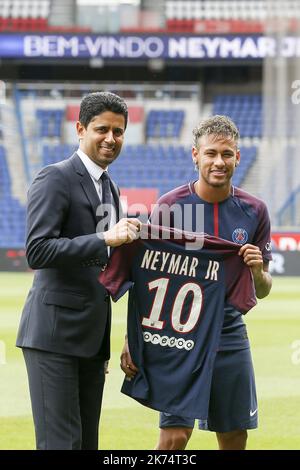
top-left (143, 331), bottom-right (195, 351)
top-left (232, 228), bottom-right (248, 245)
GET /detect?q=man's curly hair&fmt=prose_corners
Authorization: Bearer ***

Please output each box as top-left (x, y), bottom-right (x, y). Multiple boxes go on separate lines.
top-left (193, 115), bottom-right (240, 149)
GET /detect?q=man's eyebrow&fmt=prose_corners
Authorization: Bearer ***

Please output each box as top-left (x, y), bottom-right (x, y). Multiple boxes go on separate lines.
top-left (94, 125), bottom-right (124, 130)
top-left (204, 147), bottom-right (234, 152)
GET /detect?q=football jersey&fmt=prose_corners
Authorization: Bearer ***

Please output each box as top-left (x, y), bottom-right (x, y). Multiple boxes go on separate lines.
top-left (150, 183), bottom-right (272, 350)
top-left (100, 224), bottom-right (256, 419)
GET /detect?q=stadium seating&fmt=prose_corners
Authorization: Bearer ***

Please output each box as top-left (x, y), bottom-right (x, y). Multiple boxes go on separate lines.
top-left (165, 0), bottom-right (300, 21)
top-left (41, 143), bottom-right (194, 197)
top-left (0, 91), bottom-right (259, 248)
top-left (36, 109), bottom-right (65, 138)
top-left (232, 146), bottom-right (257, 187)
top-left (0, 145), bottom-right (26, 247)
top-left (213, 94), bottom-right (262, 138)
top-left (0, 0), bottom-right (50, 31)
top-left (1, 0), bottom-right (299, 34)
top-left (146, 110), bottom-right (185, 138)
top-left (165, 0), bottom-right (300, 33)
top-left (0, 0), bottom-right (91, 32)
top-left (110, 143), bottom-right (194, 196)
top-left (42, 144), bottom-right (76, 166)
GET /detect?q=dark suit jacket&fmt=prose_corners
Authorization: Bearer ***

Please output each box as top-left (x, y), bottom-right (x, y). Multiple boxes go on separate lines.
top-left (16, 153), bottom-right (121, 358)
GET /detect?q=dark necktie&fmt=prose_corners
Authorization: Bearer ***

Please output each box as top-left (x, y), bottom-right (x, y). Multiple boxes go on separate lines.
top-left (100, 172), bottom-right (112, 231)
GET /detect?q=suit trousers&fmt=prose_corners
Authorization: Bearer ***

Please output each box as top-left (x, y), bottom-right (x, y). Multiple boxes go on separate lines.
top-left (23, 348), bottom-right (106, 450)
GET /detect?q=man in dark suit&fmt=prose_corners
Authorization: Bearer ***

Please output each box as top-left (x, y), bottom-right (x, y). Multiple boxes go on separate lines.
top-left (16, 91), bottom-right (141, 450)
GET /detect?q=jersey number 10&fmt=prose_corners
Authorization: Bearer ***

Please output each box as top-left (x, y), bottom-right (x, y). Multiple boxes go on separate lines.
top-left (142, 278), bottom-right (203, 334)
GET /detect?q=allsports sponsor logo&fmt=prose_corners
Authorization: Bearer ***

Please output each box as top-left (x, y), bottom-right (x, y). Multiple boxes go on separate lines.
top-left (143, 331), bottom-right (195, 350)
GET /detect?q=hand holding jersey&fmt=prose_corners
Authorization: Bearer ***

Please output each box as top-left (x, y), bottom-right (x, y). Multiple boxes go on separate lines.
top-left (238, 243), bottom-right (272, 298)
top-left (120, 337), bottom-right (138, 379)
top-left (104, 218), bottom-right (141, 247)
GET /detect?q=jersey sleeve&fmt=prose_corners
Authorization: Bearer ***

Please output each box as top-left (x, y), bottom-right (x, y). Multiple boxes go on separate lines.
top-left (253, 201), bottom-right (272, 262)
top-left (225, 253), bottom-right (257, 314)
top-left (98, 241), bottom-right (137, 301)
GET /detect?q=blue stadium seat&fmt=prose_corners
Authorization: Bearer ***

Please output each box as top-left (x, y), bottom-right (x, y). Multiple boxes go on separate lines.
top-left (232, 146), bottom-right (257, 186)
top-left (146, 109), bottom-right (185, 138)
top-left (36, 109), bottom-right (65, 138)
top-left (213, 94), bottom-right (262, 138)
top-left (109, 144), bottom-right (194, 195)
top-left (0, 146), bottom-right (26, 248)
top-left (42, 144), bottom-right (77, 166)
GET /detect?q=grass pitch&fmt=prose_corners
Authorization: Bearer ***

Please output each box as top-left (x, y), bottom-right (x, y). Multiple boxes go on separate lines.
top-left (0, 273), bottom-right (299, 450)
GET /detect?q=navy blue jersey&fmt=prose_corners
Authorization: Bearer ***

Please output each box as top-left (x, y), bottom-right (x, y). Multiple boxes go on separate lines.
top-left (100, 225), bottom-right (256, 419)
top-left (150, 183), bottom-right (272, 350)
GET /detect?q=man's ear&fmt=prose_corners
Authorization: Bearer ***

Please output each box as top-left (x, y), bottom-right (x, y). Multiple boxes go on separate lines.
top-left (192, 146), bottom-right (199, 164)
top-left (192, 147), bottom-right (199, 170)
top-left (76, 121), bottom-right (85, 139)
top-left (235, 148), bottom-right (241, 166)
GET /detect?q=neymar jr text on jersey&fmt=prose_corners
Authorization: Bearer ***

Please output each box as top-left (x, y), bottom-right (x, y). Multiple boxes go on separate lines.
top-left (140, 249), bottom-right (220, 281)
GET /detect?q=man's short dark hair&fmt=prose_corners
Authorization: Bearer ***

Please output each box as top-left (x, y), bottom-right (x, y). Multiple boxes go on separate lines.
top-left (193, 115), bottom-right (240, 149)
top-left (79, 91), bottom-right (128, 129)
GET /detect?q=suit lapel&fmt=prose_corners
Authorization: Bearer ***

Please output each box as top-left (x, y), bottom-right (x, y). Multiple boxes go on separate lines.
top-left (70, 153), bottom-right (100, 225)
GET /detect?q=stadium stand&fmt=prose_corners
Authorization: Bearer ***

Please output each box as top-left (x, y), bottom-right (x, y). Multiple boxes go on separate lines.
top-left (165, 0), bottom-right (300, 33)
top-left (109, 143), bottom-right (194, 196)
top-left (0, 0), bottom-right (91, 32)
top-left (42, 144), bottom-right (76, 166)
top-left (0, 145), bottom-right (25, 247)
top-left (0, 82), bottom-right (263, 248)
top-left (1, 0), bottom-right (300, 34)
top-left (213, 94), bottom-right (262, 138)
top-left (0, 0), bottom-right (50, 31)
top-left (36, 109), bottom-right (65, 138)
top-left (232, 146), bottom-right (257, 187)
top-left (0, 81), bottom-right (262, 247)
top-left (146, 110), bottom-right (185, 138)
top-left (39, 139), bottom-right (256, 196)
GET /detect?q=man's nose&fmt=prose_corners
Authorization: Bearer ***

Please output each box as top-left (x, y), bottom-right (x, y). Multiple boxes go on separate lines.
top-left (214, 154), bottom-right (225, 166)
top-left (104, 130), bottom-right (115, 143)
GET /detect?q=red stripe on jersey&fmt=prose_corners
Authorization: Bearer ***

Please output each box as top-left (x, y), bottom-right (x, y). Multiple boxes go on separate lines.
top-left (213, 203), bottom-right (219, 237)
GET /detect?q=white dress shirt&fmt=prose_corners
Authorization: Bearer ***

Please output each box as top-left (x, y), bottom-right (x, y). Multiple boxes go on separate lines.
top-left (77, 148), bottom-right (117, 230)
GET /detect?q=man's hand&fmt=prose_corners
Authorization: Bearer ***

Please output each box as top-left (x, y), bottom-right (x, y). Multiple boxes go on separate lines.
top-left (238, 243), bottom-right (272, 298)
top-left (238, 243), bottom-right (263, 275)
top-left (120, 337), bottom-right (138, 379)
top-left (104, 218), bottom-right (141, 247)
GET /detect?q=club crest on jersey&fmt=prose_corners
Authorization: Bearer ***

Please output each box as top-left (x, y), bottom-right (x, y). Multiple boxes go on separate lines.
top-left (232, 228), bottom-right (248, 244)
